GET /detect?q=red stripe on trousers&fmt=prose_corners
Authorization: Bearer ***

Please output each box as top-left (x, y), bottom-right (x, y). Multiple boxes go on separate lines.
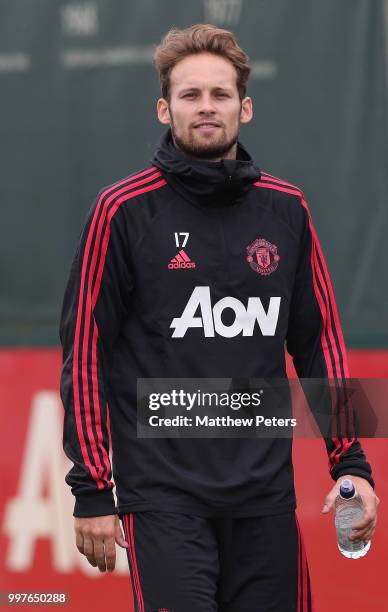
top-left (128, 513), bottom-right (145, 612)
top-left (124, 514), bottom-right (143, 612)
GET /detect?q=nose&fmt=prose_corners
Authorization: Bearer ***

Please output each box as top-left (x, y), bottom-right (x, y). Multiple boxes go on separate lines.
top-left (197, 92), bottom-right (216, 115)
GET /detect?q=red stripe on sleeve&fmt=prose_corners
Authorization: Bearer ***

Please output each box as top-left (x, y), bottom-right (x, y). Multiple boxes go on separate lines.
top-left (254, 178), bottom-right (355, 468)
top-left (72, 167), bottom-right (163, 489)
top-left (299, 197), bottom-right (355, 467)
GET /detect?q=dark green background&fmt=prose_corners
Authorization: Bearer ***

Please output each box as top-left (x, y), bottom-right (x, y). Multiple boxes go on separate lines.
top-left (1, 0), bottom-right (387, 346)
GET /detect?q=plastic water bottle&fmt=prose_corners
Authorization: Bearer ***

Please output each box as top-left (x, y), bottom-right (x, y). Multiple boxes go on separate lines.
top-left (334, 478), bottom-right (371, 559)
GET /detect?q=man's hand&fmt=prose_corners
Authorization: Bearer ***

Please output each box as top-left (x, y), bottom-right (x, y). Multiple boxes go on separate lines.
top-left (321, 475), bottom-right (380, 543)
top-left (74, 514), bottom-right (128, 572)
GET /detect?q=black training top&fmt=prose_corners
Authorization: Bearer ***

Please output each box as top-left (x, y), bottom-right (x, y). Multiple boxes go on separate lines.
top-left (59, 129), bottom-right (374, 518)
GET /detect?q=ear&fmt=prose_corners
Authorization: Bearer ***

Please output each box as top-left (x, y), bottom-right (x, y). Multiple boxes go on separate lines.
top-left (157, 98), bottom-right (171, 125)
top-left (240, 96), bottom-right (253, 124)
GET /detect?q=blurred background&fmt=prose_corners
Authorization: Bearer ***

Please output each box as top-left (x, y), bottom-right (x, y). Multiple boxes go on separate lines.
top-left (0, 1), bottom-right (387, 610)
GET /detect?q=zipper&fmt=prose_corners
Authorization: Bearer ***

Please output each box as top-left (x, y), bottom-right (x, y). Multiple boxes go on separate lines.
top-left (218, 209), bottom-right (231, 284)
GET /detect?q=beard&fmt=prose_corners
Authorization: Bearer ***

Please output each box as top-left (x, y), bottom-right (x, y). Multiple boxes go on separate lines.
top-left (170, 114), bottom-right (240, 161)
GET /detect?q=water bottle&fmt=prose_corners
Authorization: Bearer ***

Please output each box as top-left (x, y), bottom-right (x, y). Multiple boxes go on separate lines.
top-left (334, 478), bottom-right (371, 559)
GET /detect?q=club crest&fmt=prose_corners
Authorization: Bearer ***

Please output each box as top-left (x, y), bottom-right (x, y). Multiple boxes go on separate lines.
top-left (246, 238), bottom-right (280, 276)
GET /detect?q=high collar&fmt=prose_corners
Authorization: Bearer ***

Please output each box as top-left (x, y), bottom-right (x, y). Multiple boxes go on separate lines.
top-left (152, 128), bottom-right (261, 208)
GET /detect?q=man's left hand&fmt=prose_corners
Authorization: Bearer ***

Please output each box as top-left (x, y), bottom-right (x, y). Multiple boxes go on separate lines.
top-left (321, 475), bottom-right (380, 543)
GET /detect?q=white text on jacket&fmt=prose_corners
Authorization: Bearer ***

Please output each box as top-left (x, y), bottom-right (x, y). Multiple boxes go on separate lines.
top-left (170, 286), bottom-right (281, 338)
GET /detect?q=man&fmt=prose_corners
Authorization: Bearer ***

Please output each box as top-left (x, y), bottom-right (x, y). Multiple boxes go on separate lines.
top-left (60, 24), bottom-right (379, 612)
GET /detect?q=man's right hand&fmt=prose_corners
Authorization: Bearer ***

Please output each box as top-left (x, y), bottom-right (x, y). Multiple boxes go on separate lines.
top-left (74, 514), bottom-right (128, 572)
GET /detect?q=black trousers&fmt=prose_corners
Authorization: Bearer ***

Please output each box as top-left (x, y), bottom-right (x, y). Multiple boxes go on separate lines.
top-left (121, 511), bottom-right (314, 612)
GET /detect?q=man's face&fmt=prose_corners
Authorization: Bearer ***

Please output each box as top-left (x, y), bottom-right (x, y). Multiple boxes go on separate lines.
top-left (157, 52), bottom-right (253, 161)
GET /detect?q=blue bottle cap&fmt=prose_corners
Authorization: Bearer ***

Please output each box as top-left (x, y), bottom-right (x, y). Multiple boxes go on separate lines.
top-left (339, 479), bottom-right (355, 499)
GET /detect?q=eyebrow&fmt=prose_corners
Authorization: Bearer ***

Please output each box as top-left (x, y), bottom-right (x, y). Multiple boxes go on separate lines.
top-left (178, 86), bottom-right (233, 95)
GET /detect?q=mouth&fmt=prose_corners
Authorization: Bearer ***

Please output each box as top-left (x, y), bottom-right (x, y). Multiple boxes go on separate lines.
top-left (193, 122), bottom-right (222, 132)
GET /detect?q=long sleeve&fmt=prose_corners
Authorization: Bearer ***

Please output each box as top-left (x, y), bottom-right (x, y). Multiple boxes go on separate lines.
top-left (59, 191), bottom-right (133, 517)
top-left (286, 195), bottom-right (374, 488)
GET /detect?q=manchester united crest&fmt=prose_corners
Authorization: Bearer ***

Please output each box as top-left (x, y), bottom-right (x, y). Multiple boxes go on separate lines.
top-left (246, 238), bottom-right (280, 276)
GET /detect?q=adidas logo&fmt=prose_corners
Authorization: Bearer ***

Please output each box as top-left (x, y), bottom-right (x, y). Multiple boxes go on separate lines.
top-left (168, 249), bottom-right (196, 270)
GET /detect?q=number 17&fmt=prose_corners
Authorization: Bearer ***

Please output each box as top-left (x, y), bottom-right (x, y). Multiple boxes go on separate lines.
top-left (175, 232), bottom-right (189, 247)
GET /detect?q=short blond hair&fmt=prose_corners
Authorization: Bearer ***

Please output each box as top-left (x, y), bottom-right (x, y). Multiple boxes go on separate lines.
top-left (154, 23), bottom-right (251, 100)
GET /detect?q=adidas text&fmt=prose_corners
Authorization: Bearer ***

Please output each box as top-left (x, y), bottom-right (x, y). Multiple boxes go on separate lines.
top-left (168, 261), bottom-right (196, 269)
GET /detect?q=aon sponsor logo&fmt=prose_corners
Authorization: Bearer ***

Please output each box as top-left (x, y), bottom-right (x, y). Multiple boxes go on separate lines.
top-left (170, 286), bottom-right (281, 338)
